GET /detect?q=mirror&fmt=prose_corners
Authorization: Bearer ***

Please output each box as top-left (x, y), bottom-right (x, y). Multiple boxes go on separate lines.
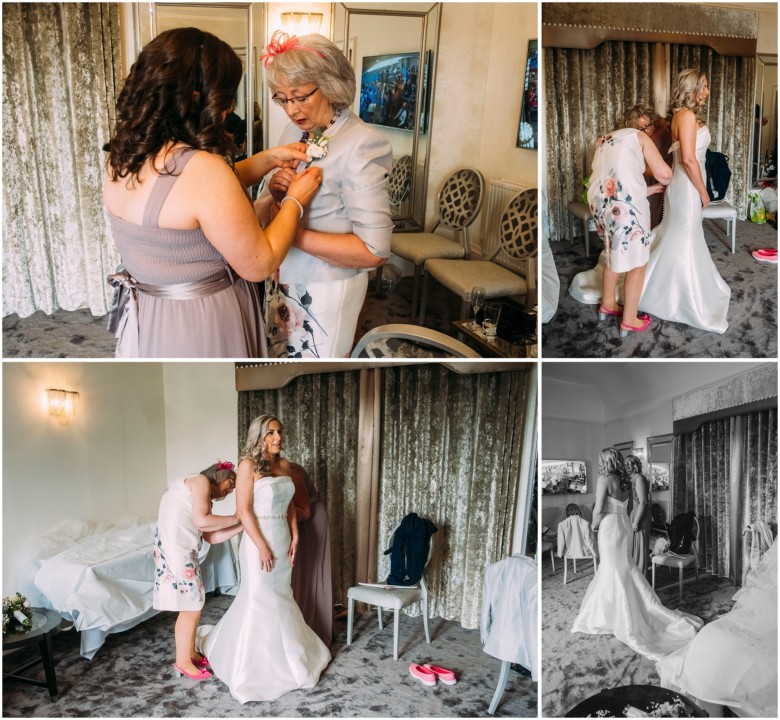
top-left (134, 3), bottom-right (260, 159)
top-left (752, 53), bottom-right (778, 185)
top-left (517, 39), bottom-right (538, 150)
top-left (647, 433), bottom-right (673, 493)
top-left (334, 3), bottom-right (441, 231)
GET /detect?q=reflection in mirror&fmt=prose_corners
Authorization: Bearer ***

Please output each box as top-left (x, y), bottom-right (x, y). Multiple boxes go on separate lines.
top-left (517, 39), bottom-right (538, 150)
top-left (753, 54), bottom-right (778, 185)
top-left (138, 3), bottom-right (256, 160)
top-left (647, 433), bottom-right (673, 493)
top-left (336, 3), bottom-right (440, 231)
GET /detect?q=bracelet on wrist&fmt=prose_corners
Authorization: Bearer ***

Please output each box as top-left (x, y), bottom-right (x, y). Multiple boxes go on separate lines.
top-left (280, 196), bottom-right (304, 219)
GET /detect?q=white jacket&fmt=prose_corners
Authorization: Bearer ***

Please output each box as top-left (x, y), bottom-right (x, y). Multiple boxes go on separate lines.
top-left (480, 554), bottom-right (538, 679)
top-left (557, 515), bottom-right (598, 559)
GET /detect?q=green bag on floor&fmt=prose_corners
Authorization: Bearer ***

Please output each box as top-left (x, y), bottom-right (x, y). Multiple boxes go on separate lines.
top-left (749, 191), bottom-right (767, 224)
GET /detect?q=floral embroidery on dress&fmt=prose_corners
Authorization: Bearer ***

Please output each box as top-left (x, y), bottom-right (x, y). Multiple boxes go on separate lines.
top-left (590, 171), bottom-right (650, 253)
top-left (153, 527), bottom-right (203, 599)
top-left (264, 274), bottom-right (327, 358)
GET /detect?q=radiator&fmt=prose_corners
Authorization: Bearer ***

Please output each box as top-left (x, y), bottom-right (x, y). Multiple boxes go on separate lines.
top-left (480, 178), bottom-right (530, 275)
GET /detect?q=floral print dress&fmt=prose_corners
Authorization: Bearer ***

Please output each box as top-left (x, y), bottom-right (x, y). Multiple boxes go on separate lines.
top-left (587, 128), bottom-right (652, 273)
top-left (152, 478), bottom-right (206, 611)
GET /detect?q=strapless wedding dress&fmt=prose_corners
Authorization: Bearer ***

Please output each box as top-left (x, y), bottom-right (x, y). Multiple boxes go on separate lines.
top-left (198, 476), bottom-right (330, 703)
top-left (569, 126), bottom-right (731, 334)
top-left (571, 495), bottom-right (702, 662)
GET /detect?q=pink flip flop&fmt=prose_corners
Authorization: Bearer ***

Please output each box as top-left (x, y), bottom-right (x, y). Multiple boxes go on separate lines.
top-left (409, 663), bottom-right (437, 687)
top-left (422, 663), bottom-right (457, 685)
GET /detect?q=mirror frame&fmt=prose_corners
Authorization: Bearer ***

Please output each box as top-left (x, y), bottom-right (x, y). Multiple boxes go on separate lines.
top-left (517, 38), bottom-right (538, 150)
top-left (133, 3), bottom-right (257, 157)
top-left (647, 432), bottom-right (674, 493)
top-left (753, 53), bottom-right (778, 186)
top-left (339, 3), bottom-right (441, 231)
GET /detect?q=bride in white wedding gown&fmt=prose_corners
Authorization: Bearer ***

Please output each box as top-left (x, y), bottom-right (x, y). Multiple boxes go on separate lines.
top-left (570, 70), bottom-right (731, 334)
top-left (198, 415), bottom-right (330, 703)
top-left (639, 70), bottom-right (731, 333)
top-left (571, 448), bottom-right (702, 662)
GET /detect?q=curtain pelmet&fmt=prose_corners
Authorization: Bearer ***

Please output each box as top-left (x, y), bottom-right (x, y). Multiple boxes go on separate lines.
top-left (2, 3), bottom-right (122, 317)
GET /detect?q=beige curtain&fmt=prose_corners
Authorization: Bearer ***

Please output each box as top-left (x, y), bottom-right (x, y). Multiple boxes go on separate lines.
top-left (670, 45), bottom-right (755, 219)
top-left (2, 3), bottom-right (122, 318)
top-left (544, 42), bottom-right (654, 242)
top-left (237, 370), bottom-right (363, 608)
top-left (375, 366), bottom-right (527, 629)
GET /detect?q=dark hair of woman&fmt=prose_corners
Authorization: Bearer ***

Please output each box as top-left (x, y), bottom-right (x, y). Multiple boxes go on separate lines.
top-left (103, 27), bottom-right (242, 182)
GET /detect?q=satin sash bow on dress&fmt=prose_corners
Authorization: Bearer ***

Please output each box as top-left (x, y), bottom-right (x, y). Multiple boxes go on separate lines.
top-left (107, 267), bottom-right (235, 358)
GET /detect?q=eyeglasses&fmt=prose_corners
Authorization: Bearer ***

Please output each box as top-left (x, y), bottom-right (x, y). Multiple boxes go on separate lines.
top-left (638, 119), bottom-right (655, 135)
top-left (271, 87), bottom-right (319, 107)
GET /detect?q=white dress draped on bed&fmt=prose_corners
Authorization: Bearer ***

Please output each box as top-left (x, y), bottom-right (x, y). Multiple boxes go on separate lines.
top-left (656, 541), bottom-right (778, 718)
top-left (571, 496), bottom-right (702, 661)
top-left (198, 476), bottom-right (330, 703)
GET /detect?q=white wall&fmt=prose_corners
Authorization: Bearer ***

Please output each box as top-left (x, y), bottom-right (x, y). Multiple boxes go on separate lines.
top-left (428, 3), bottom-right (537, 239)
top-left (2, 362), bottom-right (167, 591)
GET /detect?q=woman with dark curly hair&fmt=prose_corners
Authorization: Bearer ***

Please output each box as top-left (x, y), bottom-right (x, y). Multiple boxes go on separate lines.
top-left (103, 27), bottom-right (322, 358)
top-left (571, 448), bottom-right (701, 661)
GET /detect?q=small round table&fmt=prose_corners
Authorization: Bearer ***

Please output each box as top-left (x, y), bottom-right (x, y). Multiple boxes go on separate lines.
top-left (3, 608), bottom-right (64, 702)
top-left (565, 684), bottom-right (708, 717)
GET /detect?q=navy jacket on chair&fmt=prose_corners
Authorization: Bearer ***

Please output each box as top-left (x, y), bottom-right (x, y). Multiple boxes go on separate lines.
top-left (384, 513), bottom-right (438, 586)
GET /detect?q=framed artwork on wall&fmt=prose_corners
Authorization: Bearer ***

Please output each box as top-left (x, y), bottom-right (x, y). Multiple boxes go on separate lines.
top-left (541, 459), bottom-right (587, 494)
top-left (516, 38), bottom-right (538, 149)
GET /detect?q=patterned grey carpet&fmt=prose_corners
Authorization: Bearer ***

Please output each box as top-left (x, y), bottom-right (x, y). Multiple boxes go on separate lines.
top-left (540, 557), bottom-right (738, 718)
top-left (542, 218), bottom-right (778, 357)
top-left (2, 594), bottom-right (536, 717)
top-left (1, 274), bottom-right (464, 359)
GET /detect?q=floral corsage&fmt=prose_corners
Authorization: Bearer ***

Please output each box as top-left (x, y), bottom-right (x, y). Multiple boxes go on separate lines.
top-left (305, 128), bottom-right (330, 168)
top-left (3, 593), bottom-right (32, 635)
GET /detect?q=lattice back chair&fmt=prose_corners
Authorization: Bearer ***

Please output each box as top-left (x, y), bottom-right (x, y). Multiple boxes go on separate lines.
top-left (346, 525), bottom-right (435, 660)
top-left (388, 167), bottom-right (486, 318)
top-left (350, 324), bottom-right (480, 358)
top-left (388, 155), bottom-right (413, 207)
top-left (419, 189), bottom-right (538, 325)
top-left (651, 515), bottom-right (699, 600)
top-left (565, 503), bottom-right (583, 518)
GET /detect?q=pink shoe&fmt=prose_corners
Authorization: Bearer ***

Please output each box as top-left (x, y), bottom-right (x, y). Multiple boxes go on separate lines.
top-left (409, 663), bottom-right (437, 686)
top-left (597, 304), bottom-right (623, 321)
top-left (754, 248), bottom-right (777, 256)
top-left (422, 663), bottom-right (457, 685)
top-left (173, 663), bottom-right (213, 680)
top-left (620, 314), bottom-right (652, 337)
top-left (191, 656), bottom-right (210, 668)
top-left (752, 250), bottom-right (778, 263)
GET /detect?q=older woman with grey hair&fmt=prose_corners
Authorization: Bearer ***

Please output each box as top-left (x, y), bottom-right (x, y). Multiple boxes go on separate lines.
top-left (254, 31), bottom-right (393, 358)
top-left (625, 454), bottom-right (651, 575)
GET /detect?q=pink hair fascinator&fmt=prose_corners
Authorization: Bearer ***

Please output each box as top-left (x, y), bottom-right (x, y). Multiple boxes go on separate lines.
top-left (261, 30), bottom-right (324, 68)
top-left (216, 460), bottom-right (235, 471)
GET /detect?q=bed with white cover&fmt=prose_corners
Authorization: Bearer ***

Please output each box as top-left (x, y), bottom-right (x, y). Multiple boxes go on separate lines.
top-left (13, 519), bottom-right (237, 659)
top-left (656, 540), bottom-right (777, 718)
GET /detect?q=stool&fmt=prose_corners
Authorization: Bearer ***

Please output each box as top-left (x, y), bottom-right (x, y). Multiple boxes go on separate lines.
top-left (566, 201), bottom-right (594, 256)
top-left (702, 201), bottom-right (737, 253)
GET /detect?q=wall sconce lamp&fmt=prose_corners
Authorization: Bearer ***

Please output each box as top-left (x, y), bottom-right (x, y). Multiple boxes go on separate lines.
top-left (46, 388), bottom-right (79, 426)
top-left (280, 11), bottom-right (324, 36)
top-left (635, 447), bottom-right (646, 462)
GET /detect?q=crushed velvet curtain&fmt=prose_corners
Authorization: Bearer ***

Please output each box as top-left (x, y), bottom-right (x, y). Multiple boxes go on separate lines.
top-left (544, 42), bottom-right (654, 242)
top-left (237, 365), bottom-right (530, 629)
top-left (2, 3), bottom-right (122, 317)
top-left (545, 40), bottom-right (756, 241)
top-left (375, 366), bottom-right (527, 629)
top-left (671, 418), bottom-right (731, 579)
top-left (672, 407), bottom-right (777, 584)
top-left (670, 45), bottom-right (755, 219)
top-left (237, 371), bottom-right (362, 610)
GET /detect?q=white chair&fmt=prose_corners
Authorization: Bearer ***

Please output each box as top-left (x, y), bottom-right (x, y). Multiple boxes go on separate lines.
top-left (345, 531), bottom-right (434, 660)
top-left (557, 511), bottom-right (598, 585)
top-left (652, 515), bottom-right (699, 600)
top-left (566, 200), bottom-right (594, 256)
top-left (702, 201), bottom-right (737, 253)
top-left (350, 324), bottom-right (480, 358)
top-left (540, 539), bottom-right (555, 572)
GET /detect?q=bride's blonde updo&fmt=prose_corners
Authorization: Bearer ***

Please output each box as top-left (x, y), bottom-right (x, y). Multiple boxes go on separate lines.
top-left (669, 68), bottom-right (708, 117)
top-left (241, 414), bottom-right (283, 475)
top-left (598, 447), bottom-right (632, 490)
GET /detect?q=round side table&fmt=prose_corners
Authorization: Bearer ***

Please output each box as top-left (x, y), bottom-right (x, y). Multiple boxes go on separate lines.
top-left (3, 607), bottom-right (64, 702)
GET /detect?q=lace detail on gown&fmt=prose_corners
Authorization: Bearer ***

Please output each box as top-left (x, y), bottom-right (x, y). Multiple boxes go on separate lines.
top-left (571, 495), bottom-right (702, 662)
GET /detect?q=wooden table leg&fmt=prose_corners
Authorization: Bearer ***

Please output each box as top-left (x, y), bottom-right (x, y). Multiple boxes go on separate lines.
top-left (39, 632), bottom-right (58, 702)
